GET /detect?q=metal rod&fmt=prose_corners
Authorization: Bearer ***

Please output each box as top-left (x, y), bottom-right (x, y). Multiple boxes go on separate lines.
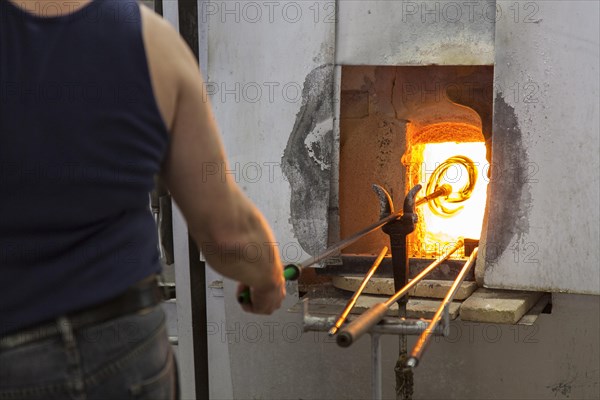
top-left (415, 183), bottom-right (452, 207)
top-left (304, 313), bottom-right (445, 336)
top-left (328, 246), bottom-right (388, 336)
top-left (382, 186), bottom-right (421, 400)
top-left (336, 240), bottom-right (464, 347)
top-left (371, 334), bottom-right (382, 400)
top-left (299, 184), bottom-right (451, 269)
top-left (299, 212), bottom-right (402, 269)
top-left (240, 185), bottom-right (452, 304)
top-left (383, 185), bottom-right (421, 309)
top-left (383, 240), bottom-right (464, 308)
top-left (406, 247), bottom-right (479, 369)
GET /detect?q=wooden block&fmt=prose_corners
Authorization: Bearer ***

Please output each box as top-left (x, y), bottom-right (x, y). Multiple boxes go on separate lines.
top-left (459, 288), bottom-right (543, 324)
top-left (332, 276), bottom-right (478, 300)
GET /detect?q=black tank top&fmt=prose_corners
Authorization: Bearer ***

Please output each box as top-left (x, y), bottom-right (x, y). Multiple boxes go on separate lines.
top-left (0, 0), bottom-right (169, 334)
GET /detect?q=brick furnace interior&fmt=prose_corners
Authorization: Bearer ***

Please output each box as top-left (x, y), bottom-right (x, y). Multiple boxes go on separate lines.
top-left (331, 65), bottom-right (493, 271)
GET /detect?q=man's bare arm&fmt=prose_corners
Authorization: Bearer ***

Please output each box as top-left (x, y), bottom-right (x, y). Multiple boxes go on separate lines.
top-left (140, 5), bottom-right (285, 313)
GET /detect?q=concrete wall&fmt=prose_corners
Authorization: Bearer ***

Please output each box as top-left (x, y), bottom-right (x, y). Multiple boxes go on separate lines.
top-left (208, 286), bottom-right (599, 399)
top-left (201, 1), bottom-right (336, 398)
top-left (478, 0), bottom-right (600, 294)
top-left (336, 0), bottom-right (495, 65)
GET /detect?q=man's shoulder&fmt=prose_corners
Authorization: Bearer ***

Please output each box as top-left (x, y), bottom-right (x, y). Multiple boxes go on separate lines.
top-left (139, 3), bottom-right (201, 131)
top-left (140, 4), bottom-right (174, 36)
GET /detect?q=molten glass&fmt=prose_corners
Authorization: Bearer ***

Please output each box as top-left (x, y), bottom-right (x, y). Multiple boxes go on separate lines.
top-left (425, 155), bottom-right (477, 216)
top-left (419, 142), bottom-right (488, 257)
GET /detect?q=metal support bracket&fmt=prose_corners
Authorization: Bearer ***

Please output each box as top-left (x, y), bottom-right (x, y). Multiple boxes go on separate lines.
top-left (302, 299), bottom-right (447, 337)
top-left (302, 298), bottom-right (448, 399)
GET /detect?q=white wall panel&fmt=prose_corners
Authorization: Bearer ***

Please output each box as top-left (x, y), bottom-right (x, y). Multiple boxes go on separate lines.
top-left (204, 2), bottom-right (338, 398)
top-left (337, 0), bottom-right (495, 65)
top-left (479, 1), bottom-right (600, 294)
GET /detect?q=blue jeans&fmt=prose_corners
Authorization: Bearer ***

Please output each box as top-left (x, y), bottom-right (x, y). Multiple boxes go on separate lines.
top-left (0, 305), bottom-right (178, 399)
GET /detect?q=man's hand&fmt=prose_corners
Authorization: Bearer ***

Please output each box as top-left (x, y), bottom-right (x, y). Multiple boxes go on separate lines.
top-left (236, 278), bottom-right (286, 315)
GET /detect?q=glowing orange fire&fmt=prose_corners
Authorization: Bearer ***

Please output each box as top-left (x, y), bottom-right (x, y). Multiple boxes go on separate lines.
top-left (410, 141), bottom-right (488, 258)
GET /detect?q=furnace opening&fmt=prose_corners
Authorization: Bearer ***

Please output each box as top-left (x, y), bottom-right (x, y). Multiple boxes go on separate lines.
top-left (338, 65), bottom-right (493, 263)
top-left (405, 125), bottom-right (488, 259)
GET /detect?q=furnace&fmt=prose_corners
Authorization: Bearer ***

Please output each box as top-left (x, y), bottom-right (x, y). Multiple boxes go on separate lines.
top-left (331, 65), bottom-right (493, 272)
top-left (288, 66), bottom-right (503, 384)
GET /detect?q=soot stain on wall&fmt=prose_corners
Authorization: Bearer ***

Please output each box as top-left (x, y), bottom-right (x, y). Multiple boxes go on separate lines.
top-left (281, 65), bottom-right (334, 255)
top-left (484, 94), bottom-right (532, 266)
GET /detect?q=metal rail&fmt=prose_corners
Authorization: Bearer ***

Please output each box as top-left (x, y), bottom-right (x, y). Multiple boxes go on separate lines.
top-left (302, 302), bottom-right (445, 336)
top-left (240, 184), bottom-right (452, 304)
top-left (300, 184), bottom-right (451, 269)
top-left (336, 239), bottom-right (465, 347)
top-left (328, 246), bottom-right (388, 336)
top-left (405, 247), bottom-right (479, 368)
top-left (372, 334), bottom-right (382, 400)
top-left (302, 301), bottom-right (446, 400)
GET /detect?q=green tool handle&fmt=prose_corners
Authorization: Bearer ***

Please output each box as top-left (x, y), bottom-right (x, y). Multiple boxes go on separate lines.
top-left (237, 264), bottom-right (301, 304)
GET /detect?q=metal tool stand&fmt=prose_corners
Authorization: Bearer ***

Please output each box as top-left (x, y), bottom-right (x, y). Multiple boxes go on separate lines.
top-left (379, 185), bottom-right (421, 400)
top-left (302, 300), bottom-right (449, 400)
top-left (371, 334), bottom-right (382, 400)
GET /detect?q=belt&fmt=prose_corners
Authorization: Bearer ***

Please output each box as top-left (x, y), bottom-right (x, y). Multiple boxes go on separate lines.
top-left (0, 275), bottom-right (164, 351)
